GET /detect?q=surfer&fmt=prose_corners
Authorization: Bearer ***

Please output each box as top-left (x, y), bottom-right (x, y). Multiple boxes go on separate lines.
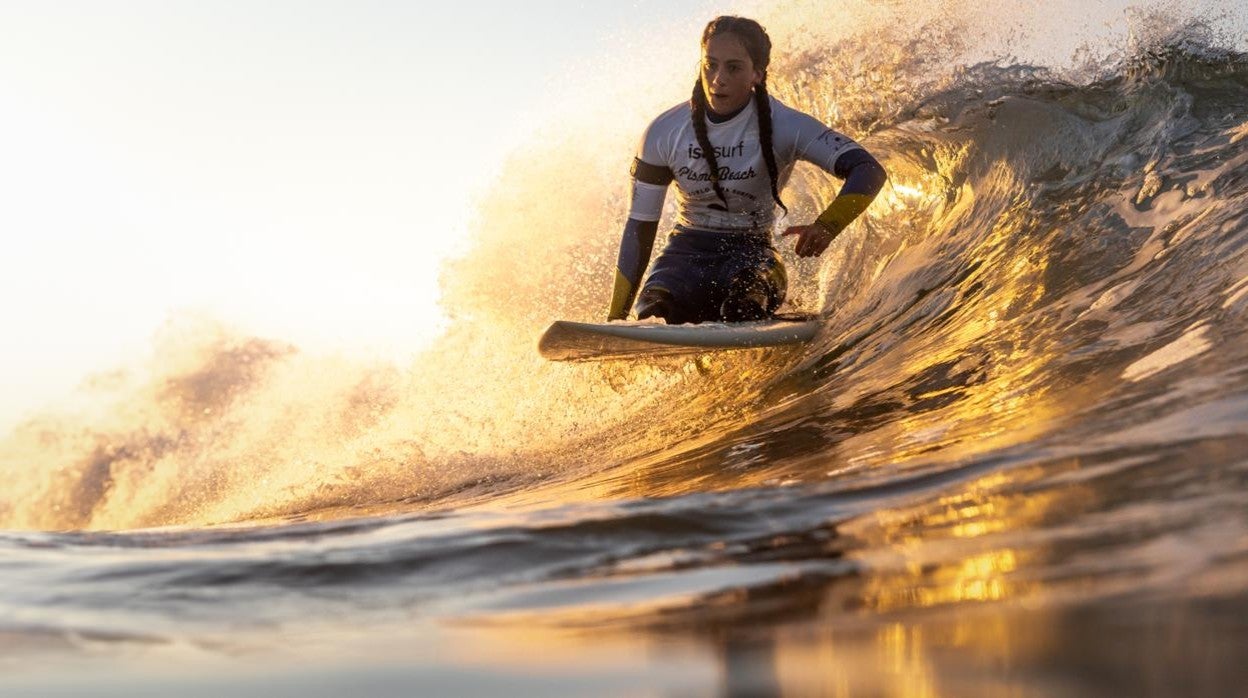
top-left (607, 15), bottom-right (887, 324)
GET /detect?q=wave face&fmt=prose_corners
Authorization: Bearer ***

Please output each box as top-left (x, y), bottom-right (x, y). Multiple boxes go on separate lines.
top-left (3, 1), bottom-right (1248, 693)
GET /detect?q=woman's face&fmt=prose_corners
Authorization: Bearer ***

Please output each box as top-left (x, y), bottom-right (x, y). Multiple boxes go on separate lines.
top-left (700, 33), bottom-right (763, 115)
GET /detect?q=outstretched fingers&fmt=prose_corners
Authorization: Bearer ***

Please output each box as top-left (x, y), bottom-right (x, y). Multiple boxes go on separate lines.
top-left (780, 225), bottom-right (807, 257)
top-left (781, 225), bottom-right (815, 257)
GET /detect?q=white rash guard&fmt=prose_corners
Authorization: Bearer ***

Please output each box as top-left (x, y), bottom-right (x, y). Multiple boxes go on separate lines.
top-left (628, 95), bottom-right (863, 234)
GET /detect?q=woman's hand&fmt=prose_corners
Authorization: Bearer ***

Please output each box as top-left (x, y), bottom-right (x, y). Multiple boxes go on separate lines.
top-left (781, 222), bottom-right (841, 257)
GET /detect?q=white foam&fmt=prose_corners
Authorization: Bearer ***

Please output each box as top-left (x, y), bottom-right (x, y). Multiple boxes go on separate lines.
top-left (1122, 325), bottom-right (1213, 382)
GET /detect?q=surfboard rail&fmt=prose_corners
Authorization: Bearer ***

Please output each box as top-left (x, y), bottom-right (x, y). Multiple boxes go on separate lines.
top-left (538, 314), bottom-right (819, 362)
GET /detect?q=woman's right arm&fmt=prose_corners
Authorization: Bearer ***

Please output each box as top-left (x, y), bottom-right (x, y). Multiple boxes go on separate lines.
top-left (607, 157), bottom-right (672, 320)
top-left (608, 217), bottom-right (659, 320)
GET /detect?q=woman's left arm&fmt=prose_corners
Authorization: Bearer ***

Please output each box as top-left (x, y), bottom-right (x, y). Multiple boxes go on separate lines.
top-left (782, 148), bottom-right (887, 257)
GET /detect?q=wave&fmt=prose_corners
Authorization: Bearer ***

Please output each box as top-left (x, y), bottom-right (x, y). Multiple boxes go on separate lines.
top-left (2, 1), bottom-right (1247, 532)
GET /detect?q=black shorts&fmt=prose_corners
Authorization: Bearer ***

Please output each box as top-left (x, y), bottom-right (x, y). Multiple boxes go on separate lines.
top-left (639, 227), bottom-right (787, 324)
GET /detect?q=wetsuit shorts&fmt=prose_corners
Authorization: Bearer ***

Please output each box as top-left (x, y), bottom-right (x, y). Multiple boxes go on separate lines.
top-left (639, 227), bottom-right (787, 324)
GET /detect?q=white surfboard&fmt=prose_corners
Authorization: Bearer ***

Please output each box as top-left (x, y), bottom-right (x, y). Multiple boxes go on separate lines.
top-left (538, 314), bottom-right (819, 362)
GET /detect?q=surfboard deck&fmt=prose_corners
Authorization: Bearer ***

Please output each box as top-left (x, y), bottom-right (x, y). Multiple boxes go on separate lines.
top-left (538, 313), bottom-right (819, 362)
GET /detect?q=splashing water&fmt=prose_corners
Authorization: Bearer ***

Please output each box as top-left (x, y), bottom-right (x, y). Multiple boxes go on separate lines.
top-left (3, 0), bottom-right (1248, 694)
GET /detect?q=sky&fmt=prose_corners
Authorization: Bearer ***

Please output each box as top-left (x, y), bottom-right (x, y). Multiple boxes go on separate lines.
top-left (4, 0), bottom-right (1247, 434)
top-left (0, 0), bottom-right (720, 431)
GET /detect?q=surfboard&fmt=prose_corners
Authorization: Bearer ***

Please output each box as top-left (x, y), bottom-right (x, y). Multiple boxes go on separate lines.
top-left (538, 313), bottom-right (819, 362)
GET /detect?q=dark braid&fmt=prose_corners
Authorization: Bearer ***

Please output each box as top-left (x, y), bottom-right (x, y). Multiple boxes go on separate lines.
top-left (690, 79), bottom-right (729, 208)
top-left (694, 16), bottom-right (786, 216)
top-left (753, 79), bottom-right (787, 214)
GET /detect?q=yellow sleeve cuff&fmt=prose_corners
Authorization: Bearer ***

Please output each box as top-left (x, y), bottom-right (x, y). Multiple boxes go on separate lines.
top-left (608, 269), bottom-right (633, 320)
top-left (815, 193), bottom-right (874, 232)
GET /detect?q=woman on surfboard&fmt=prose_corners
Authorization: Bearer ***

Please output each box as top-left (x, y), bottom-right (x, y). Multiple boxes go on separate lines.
top-left (607, 15), bottom-right (887, 325)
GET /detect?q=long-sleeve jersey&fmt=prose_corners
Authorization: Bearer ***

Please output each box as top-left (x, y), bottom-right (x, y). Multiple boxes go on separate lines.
top-left (607, 95), bottom-right (886, 320)
top-left (628, 95), bottom-right (865, 234)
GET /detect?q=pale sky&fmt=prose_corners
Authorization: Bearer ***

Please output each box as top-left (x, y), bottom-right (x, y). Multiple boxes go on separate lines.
top-left (8, 0), bottom-right (1228, 434)
top-left (0, 1), bottom-right (718, 431)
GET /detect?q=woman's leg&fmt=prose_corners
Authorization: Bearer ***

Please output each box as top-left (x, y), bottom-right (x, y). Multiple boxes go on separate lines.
top-left (719, 249), bottom-right (787, 322)
top-left (636, 233), bottom-right (715, 324)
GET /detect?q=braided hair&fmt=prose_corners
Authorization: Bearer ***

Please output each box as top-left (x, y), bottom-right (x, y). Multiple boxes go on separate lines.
top-left (691, 16), bottom-right (786, 215)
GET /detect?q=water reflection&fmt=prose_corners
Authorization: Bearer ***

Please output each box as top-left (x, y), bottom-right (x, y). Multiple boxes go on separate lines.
top-left (462, 431), bottom-right (1248, 694)
top-left (447, 580), bottom-right (1248, 697)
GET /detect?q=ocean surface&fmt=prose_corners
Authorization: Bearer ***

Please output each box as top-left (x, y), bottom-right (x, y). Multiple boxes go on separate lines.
top-left (4, 2), bottom-right (1248, 695)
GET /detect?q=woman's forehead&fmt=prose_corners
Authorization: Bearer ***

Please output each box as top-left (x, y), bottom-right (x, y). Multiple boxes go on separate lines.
top-left (702, 33), bottom-right (751, 62)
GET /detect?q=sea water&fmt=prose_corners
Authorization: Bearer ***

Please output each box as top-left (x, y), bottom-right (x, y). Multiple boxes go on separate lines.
top-left (4, 1), bottom-right (1248, 694)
